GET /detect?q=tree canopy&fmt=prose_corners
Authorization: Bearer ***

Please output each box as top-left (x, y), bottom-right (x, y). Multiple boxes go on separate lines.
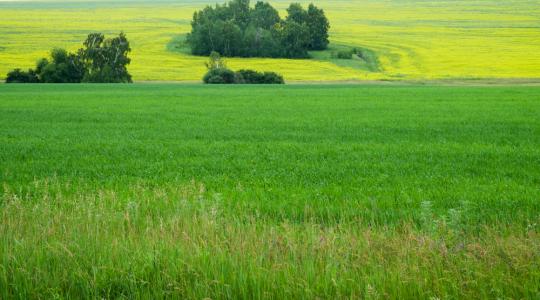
top-left (186, 0), bottom-right (330, 58)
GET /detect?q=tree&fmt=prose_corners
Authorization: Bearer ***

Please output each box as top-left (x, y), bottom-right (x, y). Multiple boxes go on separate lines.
top-left (205, 51), bottom-right (228, 70)
top-left (228, 0), bottom-right (251, 29)
top-left (221, 20), bottom-right (243, 56)
top-left (306, 4), bottom-right (330, 50)
top-left (286, 3), bottom-right (308, 24)
top-left (277, 21), bottom-right (310, 58)
top-left (251, 1), bottom-right (280, 29)
top-left (79, 32), bottom-right (132, 83)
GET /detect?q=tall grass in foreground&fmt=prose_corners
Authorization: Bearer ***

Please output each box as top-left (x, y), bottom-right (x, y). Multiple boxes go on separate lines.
top-left (1, 181), bottom-right (538, 299)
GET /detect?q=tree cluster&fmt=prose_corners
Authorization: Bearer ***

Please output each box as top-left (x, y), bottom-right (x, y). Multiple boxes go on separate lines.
top-left (187, 0), bottom-right (330, 59)
top-left (203, 51), bottom-right (284, 84)
top-left (6, 33), bottom-right (132, 83)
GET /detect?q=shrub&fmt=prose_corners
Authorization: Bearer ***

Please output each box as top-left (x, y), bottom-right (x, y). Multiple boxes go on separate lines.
top-left (203, 68), bottom-right (237, 84)
top-left (38, 48), bottom-right (85, 83)
top-left (235, 69), bottom-right (284, 84)
top-left (261, 72), bottom-right (284, 84)
top-left (5, 69), bottom-right (39, 83)
top-left (336, 50), bottom-right (353, 59)
top-left (202, 52), bottom-right (284, 84)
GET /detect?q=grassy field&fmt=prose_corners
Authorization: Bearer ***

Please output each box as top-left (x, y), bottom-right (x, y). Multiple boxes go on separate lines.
top-left (0, 0), bottom-right (539, 81)
top-left (1, 84), bottom-right (539, 298)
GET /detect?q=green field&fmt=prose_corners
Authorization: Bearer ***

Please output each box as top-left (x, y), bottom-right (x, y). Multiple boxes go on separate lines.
top-left (1, 84), bottom-right (539, 298)
top-left (1, 0), bottom-right (539, 81)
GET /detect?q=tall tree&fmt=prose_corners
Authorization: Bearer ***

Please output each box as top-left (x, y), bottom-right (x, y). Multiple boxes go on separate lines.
top-left (79, 32), bottom-right (132, 83)
top-left (251, 1), bottom-right (280, 30)
top-left (277, 21), bottom-right (310, 58)
top-left (228, 0), bottom-right (251, 29)
top-left (286, 3), bottom-right (308, 24)
top-left (306, 4), bottom-right (330, 50)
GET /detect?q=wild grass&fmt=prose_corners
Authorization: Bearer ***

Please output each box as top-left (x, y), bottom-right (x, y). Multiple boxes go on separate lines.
top-left (0, 0), bottom-right (539, 81)
top-left (0, 84), bottom-right (539, 298)
top-left (1, 180), bottom-right (539, 299)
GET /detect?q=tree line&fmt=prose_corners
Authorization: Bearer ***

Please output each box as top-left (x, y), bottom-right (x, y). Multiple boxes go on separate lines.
top-left (187, 0), bottom-right (330, 58)
top-left (6, 33), bottom-right (132, 83)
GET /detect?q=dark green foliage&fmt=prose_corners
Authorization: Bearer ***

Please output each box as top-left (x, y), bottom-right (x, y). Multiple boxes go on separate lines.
top-left (333, 50), bottom-right (353, 59)
top-left (204, 68), bottom-right (284, 84)
top-left (251, 1), bottom-right (280, 29)
top-left (306, 4), bottom-right (330, 50)
top-left (79, 32), bottom-right (132, 83)
top-left (202, 51), bottom-right (283, 84)
top-left (236, 69), bottom-right (284, 84)
top-left (39, 48), bottom-right (85, 83)
top-left (203, 51), bottom-right (235, 84)
top-left (5, 68), bottom-right (39, 83)
top-left (286, 3), bottom-right (329, 50)
top-left (187, 0), bottom-right (330, 58)
top-left (5, 33), bottom-right (131, 84)
top-left (286, 3), bottom-right (308, 24)
top-left (203, 68), bottom-right (237, 84)
top-left (277, 20), bottom-right (311, 58)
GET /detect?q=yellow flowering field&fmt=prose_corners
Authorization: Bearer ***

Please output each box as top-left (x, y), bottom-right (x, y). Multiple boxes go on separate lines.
top-left (0, 0), bottom-right (539, 81)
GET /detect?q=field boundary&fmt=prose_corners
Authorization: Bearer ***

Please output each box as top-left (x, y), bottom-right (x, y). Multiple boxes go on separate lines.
top-left (3, 78), bottom-right (540, 86)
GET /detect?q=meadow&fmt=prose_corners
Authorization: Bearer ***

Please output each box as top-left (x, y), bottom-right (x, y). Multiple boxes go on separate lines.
top-left (0, 0), bottom-right (539, 81)
top-left (1, 84), bottom-right (539, 298)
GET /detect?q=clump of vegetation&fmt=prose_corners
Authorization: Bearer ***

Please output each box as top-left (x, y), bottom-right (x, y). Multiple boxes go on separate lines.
top-left (330, 48), bottom-right (364, 60)
top-left (5, 68), bottom-right (39, 83)
top-left (203, 51), bottom-right (284, 84)
top-left (333, 50), bottom-right (353, 59)
top-left (5, 33), bottom-right (132, 83)
top-left (187, 0), bottom-right (330, 58)
top-left (203, 68), bottom-right (237, 84)
top-left (235, 69), bottom-right (284, 84)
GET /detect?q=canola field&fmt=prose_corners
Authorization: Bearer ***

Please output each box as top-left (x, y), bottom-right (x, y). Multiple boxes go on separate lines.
top-left (0, 0), bottom-right (539, 81)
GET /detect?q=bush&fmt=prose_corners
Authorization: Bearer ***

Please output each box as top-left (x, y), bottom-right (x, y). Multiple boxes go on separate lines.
top-left (235, 69), bottom-right (260, 83)
top-left (5, 69), bottom-right (39, 83)
top-left (335, 50), bottom-right (353, 59)
top-left (260, 71), bottom-right (284, 84)
top-left (202, 52), bottom-right (284, 84)
top-left (38, 48), bottom-right (85, 83)
top-left (232, 69), bottom-right (284, 84)
top-left (203, 68), bottom-right (237, 84)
